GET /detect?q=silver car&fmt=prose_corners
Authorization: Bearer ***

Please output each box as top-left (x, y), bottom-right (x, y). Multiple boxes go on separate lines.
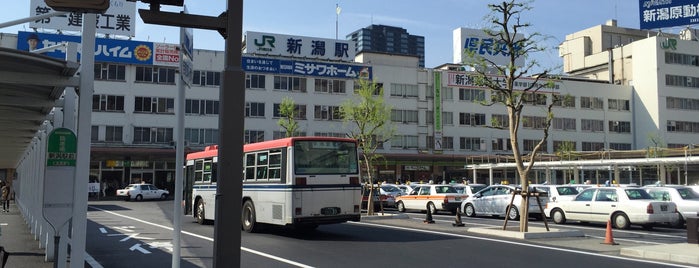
top-left (643, 185), bottom-right (699, 227)
top-left (460, 185), bottom-right (548, 221)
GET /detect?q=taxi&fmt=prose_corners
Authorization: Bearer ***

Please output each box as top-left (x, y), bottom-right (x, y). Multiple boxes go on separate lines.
top-left (395, 184), bottom-right (468, 215)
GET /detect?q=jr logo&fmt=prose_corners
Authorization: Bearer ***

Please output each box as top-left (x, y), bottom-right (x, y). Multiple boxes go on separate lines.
top-left (254, 35), bottom-right (275, 52)
top-left (661, 38), bottom-right (677, 50)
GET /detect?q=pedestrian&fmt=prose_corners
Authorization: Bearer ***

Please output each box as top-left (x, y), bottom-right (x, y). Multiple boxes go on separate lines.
top-left (1, 181), bottom-right (9, 212)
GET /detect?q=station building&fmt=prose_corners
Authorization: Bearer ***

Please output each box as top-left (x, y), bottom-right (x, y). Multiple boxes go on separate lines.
top-left (2, 20), bottom-right (698, 193)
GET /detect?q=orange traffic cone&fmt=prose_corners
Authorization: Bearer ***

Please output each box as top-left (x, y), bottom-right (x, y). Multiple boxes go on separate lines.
top-left (602, 220), bottom-right (618, 245)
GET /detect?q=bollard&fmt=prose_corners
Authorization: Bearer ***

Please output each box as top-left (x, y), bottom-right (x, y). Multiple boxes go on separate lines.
top-left (424, 204), bottom-right (435, 224)
top-left (453, 207), bottom-right (465, 227)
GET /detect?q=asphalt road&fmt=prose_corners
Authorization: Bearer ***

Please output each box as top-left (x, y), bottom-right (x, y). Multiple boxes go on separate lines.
top-left (84, 200), bottom-right (692, 268)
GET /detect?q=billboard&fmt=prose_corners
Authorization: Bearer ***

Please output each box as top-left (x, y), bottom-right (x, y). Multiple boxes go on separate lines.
top-left (17, 31), bottom-right (176, 67)
top-left (453, 27), bottom-right (525, 68)
top-left (639, 0), bottom-right (699, 30)
top-left (245, 31), bottom-right (356, 62)
top-left (445, 71), bottom-right (561, 94)
top-left (29, 0), bottom-right (137, 37)
top-left (243, 56), bottom-right (372, 80)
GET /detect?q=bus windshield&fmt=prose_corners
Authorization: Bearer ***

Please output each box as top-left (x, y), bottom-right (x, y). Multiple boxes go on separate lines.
top-left (294, 140), bottom-right (359, 175)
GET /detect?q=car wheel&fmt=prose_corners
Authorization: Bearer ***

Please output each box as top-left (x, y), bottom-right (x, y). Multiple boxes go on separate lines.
top-left (242, 200), bottom-right (258, 233)
top-left (427, 202), bottom-right (437, 215)
top-left (396, 201), bottom-right (406, 213)
top-left (160, 193), bottom-right (168, 200)
top-left (135, 194), bottom-right (143, 201)
top-left (552, 209), bottom-right (566, 224)
top-left (507, 206), bottom-right (519, 221)
top-left (464, 204), bottom-right (476, 217)
top-left (613, 213), bottom-right (630, 229)
top-left (672, 215), bottom-right (685, 228)
top-left (195, 199), bottom-right (206, 225)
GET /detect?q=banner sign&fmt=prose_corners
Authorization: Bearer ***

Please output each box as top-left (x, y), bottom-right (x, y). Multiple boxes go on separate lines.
top-left (245, 31), bottom-right (356, 62)
top-left (243, 56), bottom-right (372, 80)
top-left (453, 27), bottom-right (525, 67)
top-left (639, 0), bottom-right (699, 30)
top-left (46, 128), bottom-right (77, 167)
top-left (29, 0), bottom-right (137, 37)
top-left (445, 71), bottom-right (561, 93)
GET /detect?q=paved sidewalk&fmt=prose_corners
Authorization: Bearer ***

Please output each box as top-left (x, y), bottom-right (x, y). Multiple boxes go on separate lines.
top-left (0, 202), bottom-right (53, 268)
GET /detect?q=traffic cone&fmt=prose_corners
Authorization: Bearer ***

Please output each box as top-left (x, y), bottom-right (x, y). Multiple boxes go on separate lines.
top-left (424, 205), bottom-right (435, 224)
top-left (602, 220), bottom-right (618, 245)
top-left (453, 207), bottom-right (465, 227)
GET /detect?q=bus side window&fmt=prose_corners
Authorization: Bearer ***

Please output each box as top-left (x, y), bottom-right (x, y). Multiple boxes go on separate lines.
top-left (256, 167), bottom-right (267, 180)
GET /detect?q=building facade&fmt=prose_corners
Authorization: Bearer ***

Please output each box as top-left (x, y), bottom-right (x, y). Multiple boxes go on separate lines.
top-left (347, 24), bottom-right (425, 68)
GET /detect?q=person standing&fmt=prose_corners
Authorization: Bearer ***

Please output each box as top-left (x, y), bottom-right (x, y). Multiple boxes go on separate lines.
top-left (1, 181), bottom-right (9, 212)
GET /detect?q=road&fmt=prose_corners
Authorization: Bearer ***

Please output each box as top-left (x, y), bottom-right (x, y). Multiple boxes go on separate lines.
top-left (85, 200), bottom-right (692, 268)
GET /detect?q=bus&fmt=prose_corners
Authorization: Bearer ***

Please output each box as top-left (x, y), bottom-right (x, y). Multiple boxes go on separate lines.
top-left (183, 136), bottom-right (362, 232)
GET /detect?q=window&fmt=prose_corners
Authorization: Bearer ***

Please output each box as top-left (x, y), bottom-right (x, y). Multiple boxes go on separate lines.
top-left (314, 105), bottom-right (342, 121)
top-left (94, 63), bottom-right (125, 81)
top-left (244, 130), bottom-right (265, 144)
top-left (105, 126), bottom-right (122, 142)
top-left (391, 135), bottom-right (418, 149)
top-left (244, 150), bottom-right (283, 182)
top-left (667, 96), bottom-right (699, 111)
top-left (553, 118), bottom-right (576, 131)
top-left (274, 76), bottom-right (307, 92)
top-left (666, 74), bottom-right (699, 88)
top-left (273, 104), bottom-right (307, 119)
top-left (580, 96), bottom-right (604, 109)
top-left (441, 87), bottom-right (454, 101)
top-left (314, 79), bottom-right (346, 93)
top-left (135, 66), bottom-right (176, 84)
top-left (665, 51), bottom-right (699, 66)
top-left (523, 139), bottom-right (547, 152)
top-left (491, 114), bottom-right (509, 128)
top-left (581, 119), bottom-right (604, 132)
top-left (523, 116), bottom-right (547, 129)
top-left (553, 95), bottom-right (576, 108)
top-left (582, 142), bottom-right (604, 151)
top-left (192, 70), bottom-right (221, 86)
top-left (460, 137), bottom-right (484, 151)
top-left (245, 102), bottom-right (265, 117)
top-left (608, 99), bottom-right (630, 111)
top-left (608, 121), bottom-right (631, 133)
top-left (185, 99), bottom-right (220, 115)
top-left (313, 132), bottom-right (344, 138)
top-left (353, 82), bottom-right (383, 95)
top-left (194, 158), bottom-right (216, 183)
top-left (522, 93), bottom-right (547, 105)
top-left (426, 111), bottom-right (453, 125)
top-left (185, 128), bottom-right (219, 145)
top-left (666, 120), bottom-right (699, 133)
top-left (134, 97), bottom-right (174, 114)
top-left (390, 84), bottom-right (418, 98)
top-left (273, 131), bottom-right (307, 140)
top-left (553, 140), bottom-right (576, 152)
top-left (609, 143), bottom-right (631, 150)
top-left (92, 94), bottom-right (124, 112)
top-left (91, 126), bottom-right (99, 142)
top-left (492, 138), bottom-right (511, 151)
top-left (427, 136), bottom-right (454, 150)
top-left (133, 127), bottom-right (173, 144)
top-left (458, 88), bottom-right (485, 102)
top-left (575, 189), bottom-right (595, 201)
top-left (459, 113), bottom-right (486, 126)
top-left (245, 74), bottom-right (266, 89)
top-left (391, 109), bottom-right (419, 123)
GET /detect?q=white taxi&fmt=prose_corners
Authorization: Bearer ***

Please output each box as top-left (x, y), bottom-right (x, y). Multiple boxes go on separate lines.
top-left (395, 184), bottom-right (467, 215)
top-left (547, 187), bottom-right (679, 229)
top-left (116, 183), bottom-right (169, 201)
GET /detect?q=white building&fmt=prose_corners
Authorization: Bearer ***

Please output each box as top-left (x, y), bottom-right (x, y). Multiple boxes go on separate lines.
top-left (2, 20), bottom-right (698, 190)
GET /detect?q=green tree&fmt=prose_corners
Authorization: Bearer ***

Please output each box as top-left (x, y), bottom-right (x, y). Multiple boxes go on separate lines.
top-left (555, 141), bottom-right (577, 183)
top-left (277, 97), bottom-right (300, 137)
top-left (340, 79), bottom-right (394, 215)
top-left (466, 0), bottom-right (558, 232)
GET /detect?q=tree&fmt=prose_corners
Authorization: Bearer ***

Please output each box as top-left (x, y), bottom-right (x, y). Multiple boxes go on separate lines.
top-left (555, 141), bottom-right (577, 183)
top-left (277, 97), bottom-right (300, 137)
top-left (465, 0), bottom-right (558, 232)
top-left (340, 79), bottom-right (394, 215)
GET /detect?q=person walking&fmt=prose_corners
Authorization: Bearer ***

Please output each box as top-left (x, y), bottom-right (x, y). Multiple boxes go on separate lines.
top-left (1, 181), bottom-right (9, 212)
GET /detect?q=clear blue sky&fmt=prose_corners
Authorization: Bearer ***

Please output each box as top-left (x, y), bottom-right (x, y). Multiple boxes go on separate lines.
top-left (2, 0), bottom-right (655, 72)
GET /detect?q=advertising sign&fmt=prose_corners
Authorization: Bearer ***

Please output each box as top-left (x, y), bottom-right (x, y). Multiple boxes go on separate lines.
top-left (243, 56), bottom-right (372, 80)
top-left (43, 128), bottom-right (77, 231)
top-left (29, 0), bottom-right (137, 36)
top-left (246, 31), bottom-right (356, 62)
top-left (445, 71), bottom-right (561, 94)
top-left (433, 72), bottom-right (443, 151)
top-left (453, 27), bottom-right (525, 67)
top-left (639, 0), bottom-right (699, 30)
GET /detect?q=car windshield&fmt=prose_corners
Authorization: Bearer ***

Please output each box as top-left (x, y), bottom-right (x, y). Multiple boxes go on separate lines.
top-left (381, 186), bottom-right (401, 193)
top-left (435, 186), bottom-right (457, 194)
top-left (471, 185), bottom-right (486, 193)
top-left (677, 188), bottom-right (699, 199)
top-left (624, 189), bottom-right (653, 200)
top-left (556, 186), bottom-right (579, 196)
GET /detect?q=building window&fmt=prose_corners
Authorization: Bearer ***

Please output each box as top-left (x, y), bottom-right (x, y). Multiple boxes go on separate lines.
top-left (314, 132), bottom-right (345, 138)
top-left (427, 136), bottom-right (454, 150)
top-left (460, 137), bottom-right (484, 151)
top-left (133, 127), bottom-right (173, 144)
top-left (608, 99), bottom-right (630, 111)
top-left (273, 103), bottom-right (307, 119)
top-left (553, 140), bottom-right (577, 152)
top-left (582, 142), bottom-right (604, 151)
top-left (522, 93), bottom-right (547, 105)
top-left (458, 88), bottom-right (485, 102)
top-left (314, 105), bottom-right (342, 121)
top-left (94, 63), bottom-right (126, 81)
top-left (134, 97), bottom-right (175, 114)
top-left (91, 126), bottom-right (99, 142)
top-left (391, 135), bottom-right (419, 149)
top-left (135, 66), bottom-right (176, 84)
top-left (459, 112), bottom-right (486, 126)
top-left (492, 138), bottom-right (511, 151)
top-left (245, 102), bottom-right (265, 117)
top-left (608, 121), bottom-right (631, 133)
top-left (580, 96), bottom-right (604, 109)
top-left (523, 139), bottom-right (547, 152)
top-left (105, 126), bottom-right (123, 142)
top-left (185, 128), bottom-right (219, 145)
top-left (667, 120), bottom-right (699, 133)
top-left (581, 119), bottom-right (604, 132)
top-left (391, 109), bottom-right (419, 123)
top-left (274, 76), bottom-right (307, 92)
top-left (390, 84), bottom-right (418, 98)
top-left (272, 131), bottom-right (307, 139)
top-left (353, 82), bottom-right (383, 95)
top-left (665, 51), bottom-right (699, 66)
top-left (314, 79), bottom-right (346, 93)
top-left (92, 94), bottom-right (124, 112)
top-left (522, 116), bottom-right (547, 129)
top-left (245, 74), bottom-right (266, 89)
top-left (553, 95), bottom-right (576, 108)
top-left (666, 74), bottom-right (699, 88)
top-left (491, 114), bottom-right (509, 128)
top-left (426, 111), bottom-right (453, 125)
top-left (609, 143), bottom-right (631, 150)
top-left (244, 130), bottom-right (265, 144)
top-left (193, 70), bottom-right (221, 86)
top-left (185, 99), bottom-right (219, 115)
top-left (667, 96), bottom-right (699, 111)
top-left (553, 118), bottom-right (576, 131)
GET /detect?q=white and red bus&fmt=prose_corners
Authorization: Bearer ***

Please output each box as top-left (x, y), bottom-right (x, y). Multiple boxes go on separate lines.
top-left (183, 136), bottom-right (362, 232)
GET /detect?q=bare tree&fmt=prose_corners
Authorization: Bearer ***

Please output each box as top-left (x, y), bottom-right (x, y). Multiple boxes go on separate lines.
top-left (465, 0), bottom-right (559, 232)
top-left (340, 79), bottom-right (394, 215)
top-left (277, 97), bottom-right (300, 137)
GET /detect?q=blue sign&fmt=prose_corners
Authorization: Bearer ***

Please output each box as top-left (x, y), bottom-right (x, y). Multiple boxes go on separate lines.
top-left (639, 0), bottom-right (699, 30)
top-left (242, 56), bottom-right (372, 80)
top-left (17, 31), bottom-right (154, 65)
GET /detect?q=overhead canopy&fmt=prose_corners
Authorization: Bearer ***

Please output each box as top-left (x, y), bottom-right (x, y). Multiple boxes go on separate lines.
top-left (0, 47), bottom-right (79, 169)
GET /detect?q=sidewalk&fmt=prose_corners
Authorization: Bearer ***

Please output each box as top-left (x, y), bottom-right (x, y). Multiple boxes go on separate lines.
top-left (0, 202), bottom-right (53, 268)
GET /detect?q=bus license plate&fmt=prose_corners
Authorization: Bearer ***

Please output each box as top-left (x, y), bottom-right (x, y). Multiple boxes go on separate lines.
top-left (660, 204), bottom-right (668, 211)
top-left (321, 207), bottom-right (340, 215)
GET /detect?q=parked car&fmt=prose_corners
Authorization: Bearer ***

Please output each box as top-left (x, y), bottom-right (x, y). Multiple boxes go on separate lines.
top-left (547, 187), bottom-right (679, 229)
top-left (116, 183), bottom-right (169, 201)
top-left (380, 184), bottom-right (404, 198)
top-left (532, 185), bottom-right (579, 203)
top-left (396, 184), bottom-right (415, 195)
top-left (451, 183), bottom-right (487, 196)
top-left (395, 184), bottom-right (467, 215)
top-left (643, 185), bottom-right (699, 227)
top-left (460, 185), bottom-right (548, 221)
top-left (361, 185), bottom-right (395, 209)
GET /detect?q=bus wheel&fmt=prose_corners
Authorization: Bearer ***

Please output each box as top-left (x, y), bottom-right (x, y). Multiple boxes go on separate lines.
top-left (242, 200), bottom-right (258, 233)
top-left (195, 199), bottom-right (206, 225)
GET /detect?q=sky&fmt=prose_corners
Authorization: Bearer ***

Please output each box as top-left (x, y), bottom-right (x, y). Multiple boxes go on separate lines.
top-left (0, 0), bottom-right (665, 73)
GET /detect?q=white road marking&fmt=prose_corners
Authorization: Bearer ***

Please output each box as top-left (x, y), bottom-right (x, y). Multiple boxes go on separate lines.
top-left (98, 227), bottom-right (107, 234)
top-left (84, 253), bottom-right (104, 268)
top-left (129, 243), bottom-right (151, 254)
